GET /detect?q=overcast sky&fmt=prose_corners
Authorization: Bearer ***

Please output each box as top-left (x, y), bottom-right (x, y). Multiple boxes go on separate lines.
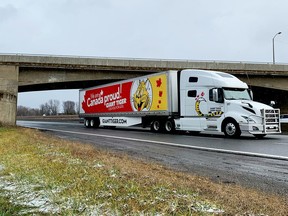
top-left (1, 0), bottom-right (288, 109)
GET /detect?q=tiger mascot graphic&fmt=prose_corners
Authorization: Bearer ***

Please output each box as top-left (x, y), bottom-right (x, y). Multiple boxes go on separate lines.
top-left (195, 96), bottom-right (206, 116)
top-left (195, 91), bottom-right (223, 117)
top-left (132, 79), bottom-right (152, 111)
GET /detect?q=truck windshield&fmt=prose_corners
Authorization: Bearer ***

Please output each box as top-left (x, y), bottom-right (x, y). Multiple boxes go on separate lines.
top-left (223, 88), bottom-right (251, 100)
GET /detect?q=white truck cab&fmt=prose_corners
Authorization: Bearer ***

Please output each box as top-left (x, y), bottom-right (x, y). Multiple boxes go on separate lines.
top-left (175, 69), bottom-right (281, 138)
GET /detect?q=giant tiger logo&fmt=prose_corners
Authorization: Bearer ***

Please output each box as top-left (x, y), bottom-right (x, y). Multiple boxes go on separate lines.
top-left (195, 91), bottom-right (224, 117)
top-left (132, 79), bottom-right (152, 111)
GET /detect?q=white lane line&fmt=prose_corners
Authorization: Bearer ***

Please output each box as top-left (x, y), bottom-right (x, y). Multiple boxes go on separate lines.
top-left (25, 126), bottom-right (288, 161)
top-left (275, 143), bottom-right (288, 145)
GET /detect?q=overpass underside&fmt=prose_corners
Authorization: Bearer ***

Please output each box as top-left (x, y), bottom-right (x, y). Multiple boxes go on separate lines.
top-left (17, 67), bottom-right (288, 92)
top-left (18, 67), bottom-right (148, 92)
top-left (17, 67), bottom-right (288, 114)
top-left (237, 75), bottom-right (288, 113)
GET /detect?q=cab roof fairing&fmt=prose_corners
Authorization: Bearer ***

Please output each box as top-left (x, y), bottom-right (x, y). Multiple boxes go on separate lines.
top-left (180, 69), bottom-right (248, 89)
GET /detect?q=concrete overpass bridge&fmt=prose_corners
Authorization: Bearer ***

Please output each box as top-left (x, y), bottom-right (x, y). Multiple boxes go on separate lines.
top-left (1, 54), bottom-right (288, 125)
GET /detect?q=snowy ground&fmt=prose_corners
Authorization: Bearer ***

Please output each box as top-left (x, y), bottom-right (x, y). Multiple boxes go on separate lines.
top-left (0, 163), bottom-right (224, 215)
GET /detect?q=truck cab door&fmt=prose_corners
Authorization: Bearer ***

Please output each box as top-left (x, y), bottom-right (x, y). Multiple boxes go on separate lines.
top-left (207, 88), bottom-right (225, 117)
top-left (184, 89), bottom-right (208, 117)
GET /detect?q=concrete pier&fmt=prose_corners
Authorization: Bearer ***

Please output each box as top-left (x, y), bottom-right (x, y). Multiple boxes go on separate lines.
top-left (0, 65), bottom-right (19, 125)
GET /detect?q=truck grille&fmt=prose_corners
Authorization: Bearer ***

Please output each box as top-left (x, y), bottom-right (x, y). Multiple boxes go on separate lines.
top-left (262, 109), bottom-right (281, 133)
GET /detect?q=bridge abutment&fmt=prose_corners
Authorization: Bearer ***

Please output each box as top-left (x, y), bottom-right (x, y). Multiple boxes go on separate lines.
top-left (0, 65), bottom-right (19, 126)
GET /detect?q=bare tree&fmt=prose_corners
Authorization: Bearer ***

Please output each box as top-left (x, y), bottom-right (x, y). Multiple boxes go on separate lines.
top-left (48, 99), bottom-right (60, 115)
top-left (17, 106), bottom-right (29, 116)
top-left (40, 103), bottom-right (50, 116)
top-left (17, 106), bottom-right (41, 116)
top-left (39, 100), bottom-right (60, 116)
top-left (75, 102), bottom-right (79, 114)
top-left (63, 101), bottom-right (76, 115)
top-left (29, 108), bottom-right (41, 116)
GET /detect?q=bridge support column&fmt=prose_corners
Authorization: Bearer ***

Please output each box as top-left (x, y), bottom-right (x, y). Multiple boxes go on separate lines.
top-left (0, 65), bottom-right (19, 126)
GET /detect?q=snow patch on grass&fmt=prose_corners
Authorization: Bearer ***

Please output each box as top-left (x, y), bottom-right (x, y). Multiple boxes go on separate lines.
top-left (0, 169), bottom-right (224, 215)
top-left (0, 175), bottom-right (60, 214)
top-left (0, 168), bottom-right (115, 215)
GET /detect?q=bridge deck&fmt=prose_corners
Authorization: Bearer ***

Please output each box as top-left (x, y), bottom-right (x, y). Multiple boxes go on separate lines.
top-left (1, 54), bottom-right (288, 76)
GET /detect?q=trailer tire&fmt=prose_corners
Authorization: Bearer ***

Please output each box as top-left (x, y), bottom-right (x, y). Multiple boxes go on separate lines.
top-left (90, 119), bottom-right (95, 128)
top-left (151, 120), bottom-right (162, 132)
top-left (84, 119), bottom-right (91, 128)
top-left (164, 119), bottom-right (175, 133)
top-left (90, 118), bottom-right (100, 128)
top-left (223, 119), bottom-right (241, 138)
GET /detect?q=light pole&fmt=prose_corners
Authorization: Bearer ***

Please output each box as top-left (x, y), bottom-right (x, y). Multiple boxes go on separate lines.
top-left (272, 32), bottom-right (282, 64)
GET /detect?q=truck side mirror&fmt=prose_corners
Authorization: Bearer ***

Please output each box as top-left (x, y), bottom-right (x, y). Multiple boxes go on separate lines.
top-left (218, 88), bottom-right (224, 103)
top-left (212, 89), bottom-right (218, 102)
top-left (248, 89), bottom-right (253, 100)
top-left (212, 88), bottom-right (224, 103)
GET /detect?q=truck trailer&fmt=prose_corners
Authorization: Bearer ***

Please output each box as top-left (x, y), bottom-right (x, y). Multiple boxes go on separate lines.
top-left (79, 69), bottom-right (281, 138)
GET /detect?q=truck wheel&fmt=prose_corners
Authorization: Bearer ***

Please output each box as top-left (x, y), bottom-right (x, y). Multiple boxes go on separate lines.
top-left (223, 119), bottom-right (241, 138)
top-left (84, 119), bottom-right (91, 128)
top-left (90, 119), bottom-right (95, 127)
top-left (164, 119), bottom-right (175, 133)
top-left (90, 118), bottom-right (100, 128)
top-left (151, 120), bottom-right (162, 132)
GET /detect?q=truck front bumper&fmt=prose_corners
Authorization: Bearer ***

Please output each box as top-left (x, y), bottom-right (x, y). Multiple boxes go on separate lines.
top-left (239, 123), bottom-right (281, 135)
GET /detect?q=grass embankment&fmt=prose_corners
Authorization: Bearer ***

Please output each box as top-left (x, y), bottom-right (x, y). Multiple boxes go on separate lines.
top-left (0, 127), bottom-right (287, 215)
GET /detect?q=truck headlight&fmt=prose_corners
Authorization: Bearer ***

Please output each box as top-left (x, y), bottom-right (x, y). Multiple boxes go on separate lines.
top-left (242, 116), bottom-right (256, 123)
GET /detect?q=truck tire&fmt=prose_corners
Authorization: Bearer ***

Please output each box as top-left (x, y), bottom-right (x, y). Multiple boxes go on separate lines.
top-left (223, 119), bottom-right (241, 138)
top-left (90, 119), bottom-right (95, 128)
top-left (84, 119), bottom-right (91, 128)
top-left (90, 118), bottom-right (100, 128)
top-left (164, 119), bottom-right (175, 133)
top-left (151, 120), bottom-right (162, 132)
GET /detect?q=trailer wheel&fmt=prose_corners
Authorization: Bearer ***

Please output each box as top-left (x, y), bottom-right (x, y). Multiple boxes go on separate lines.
top-left (90, 119), bottom-right (95, 127)
top-left (223, 119), bottom-right (241, 138)
top-left (84, 119), bottom-right (91, 128)
top-left (151, 120), bottom-right (162, 132)
top-left (164, 119), bottom-right (175, 133)
top-left (90, 118), bottom-right (100, 128)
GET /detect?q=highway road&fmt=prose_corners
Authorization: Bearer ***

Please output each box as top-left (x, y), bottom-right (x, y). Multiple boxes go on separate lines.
top-left (17, 120), bottom-right (288, 196)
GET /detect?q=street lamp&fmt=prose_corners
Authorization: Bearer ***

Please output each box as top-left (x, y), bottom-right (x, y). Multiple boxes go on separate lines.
top-left (272, 32), bottom-right (282, 64)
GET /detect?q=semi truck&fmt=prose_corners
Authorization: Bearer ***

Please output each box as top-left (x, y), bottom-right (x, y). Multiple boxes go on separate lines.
top-left (79, 69), bottom-right (281, 138)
